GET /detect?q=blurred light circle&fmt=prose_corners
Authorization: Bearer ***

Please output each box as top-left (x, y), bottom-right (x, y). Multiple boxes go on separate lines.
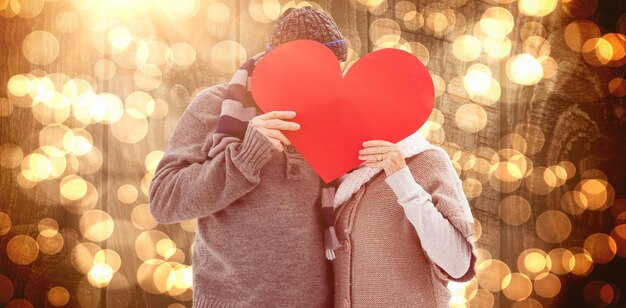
top-left (93, 249), bottom-right (122, 272)
top-left (36, 232), bottom-right (64, 255)
top-left (108, 26), bottom-right (132, 50)
top-left (71, 242), bottom-right (100, 274)
top-left (94, 59), bottom-right (117, 80)
top-left (452, 35), bottom-right (481, 62)
top-left (562, 0), bottom-right (598, 19)
top-left (506, 53), bottom-right (543, 85)
top-left (564, 20), bottom-right (600, 52)
top-left (500, 195), bottom-right (531, 226)
top-left (431, 75), bottom-right (446, 97)
top-left (1, 101), bottom-right (14, 119)
top-left (134, 65), bottom-right (163, 91)
top-left (608, 77), bottom-right (626, 97)
top-left (407, 41), bottom-right (429, 66)
top-left (455, 103), bottom-right (487, 133)
top-left (145, 151), bottom-right (164, 174)
top-left (518, 0), bottom-right (557, 17)
top-left (582, 38), bottom-right (614, 66)
top-left (60, 175), bottom-right (88, 201)
top-left (502, 272), bottom-right (532, 301)
top-left (483, 36), bottom-right (511, 59)
top-left (160, 0), bottom-right (199, 20)
top-left (7, 235), bottom-right (39, 265)
top-left (0, 212), bottom-right (11, 236)
top-left (135, 230), bottom-right (171, 261)
top-left (538, 56), bottom-right (558, 79)
top-left (476, 259), bottom-right (511, 292)
top-left (136, 39), bottom-right (173, 68)
top-left (602, 33), bottom-right (626, 62)
top-left (111, 109), bottom-right (149, 143)
top-left (534, 273), bottom-right (561, 298)
top-left (132, 204), bottom-right (158, 231)
top-left (7, 75), bottom-right (31, 97)
top-left (117, 184), bottom-right (138, 204)
top-left (520, 21), bottom-right (547, 41)
top-left (536, 210), bottom-right (571, 244)
top-left (464, 64), bottom-right (492, 97)
top-left (55, 11), bottom-right (79, 33)
top-left (369, 18), bottom-right (402, 46)
top-left (207, 2), bottom-right (229, 23)
top-left (88, 263), bottom-right (114, 288)
top-left (583, 280), bottom-right (614, 307)
top-left (125, 91), bottom-right (155, 117)
top-left (248, 0), bottom-right (281, 23)
top-left (394, 1), bottom-right (416, 22)
top-left (38, 218), bottom-right (59, 237)
top-left (47, 286), bottom-right (70, 307)
top-left (548, 247), bottom-right (575, 275)
top-left (0, 143), bottom-right (23, 168)
top-left (523, 36), bottom-right (551, 58)
top-left (211, 40), bottom-right (247, 74)
top-left (70, 0), bottom-right (96, 10)
top-left (584, 233), bottom-right (617, 264)
top-left (79, 209), bottom-right (114, 242)
top-left (22, 31), bottom-right (59, 65)
top-left (170, 42), bottom-right (196, 69)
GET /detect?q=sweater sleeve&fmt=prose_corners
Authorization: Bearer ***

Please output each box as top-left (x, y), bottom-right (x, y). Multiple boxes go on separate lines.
top-left (148, 86), bottom-right (275, 224)
top-left (384, 155), bottom-right (476, 282)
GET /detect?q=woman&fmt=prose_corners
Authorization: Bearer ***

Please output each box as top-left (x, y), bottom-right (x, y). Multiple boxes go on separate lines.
top-left (328, 129), bottom-right (478, 307)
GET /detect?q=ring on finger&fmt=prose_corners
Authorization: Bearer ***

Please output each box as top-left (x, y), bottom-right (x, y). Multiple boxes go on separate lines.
top-left (377, 153), bottom-right (383, 162)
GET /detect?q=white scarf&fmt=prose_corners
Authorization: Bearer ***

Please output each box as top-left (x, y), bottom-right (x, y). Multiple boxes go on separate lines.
top-left (332, 128), bottom-right (474, 224)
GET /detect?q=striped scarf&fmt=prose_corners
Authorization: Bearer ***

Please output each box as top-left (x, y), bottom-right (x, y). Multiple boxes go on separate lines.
top-left (207, 50), bottom-right (342, 258)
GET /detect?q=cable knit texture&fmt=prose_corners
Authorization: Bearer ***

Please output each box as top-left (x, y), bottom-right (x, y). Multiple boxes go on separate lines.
top-left (333, 149), bottom-right (478, 307)
top-left (267, 6), bottom-right (347, 61)
top-left (148, 83), bottom-right (332, 308)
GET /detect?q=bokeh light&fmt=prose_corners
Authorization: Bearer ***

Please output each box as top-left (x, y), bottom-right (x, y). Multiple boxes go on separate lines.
top-left (2, 1), bottom-right (625, 307)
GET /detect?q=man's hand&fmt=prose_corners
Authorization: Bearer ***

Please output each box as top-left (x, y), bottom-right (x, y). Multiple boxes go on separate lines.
top-left (358, 140), bottom-right (406, 177)
top-left (250, 111), bottom-right (300, 152)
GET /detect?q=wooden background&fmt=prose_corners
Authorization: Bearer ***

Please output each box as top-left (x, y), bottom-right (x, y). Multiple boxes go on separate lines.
top-left (1, 0), bottom-right (625, 307)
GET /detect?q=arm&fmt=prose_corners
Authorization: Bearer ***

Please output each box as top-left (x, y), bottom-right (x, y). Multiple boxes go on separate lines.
top-left (384, 160), bottom-right (473, 280)
top-left (148, 86), bottom-right (275, 224)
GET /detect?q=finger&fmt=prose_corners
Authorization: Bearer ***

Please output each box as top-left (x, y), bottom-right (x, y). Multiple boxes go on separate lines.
top-left (362, 140), bottom-right (395, 147)
top-left (258, 127), bottom-right (291, 146)
top-left (267, 138), bottom-right (284, 152)
top-left (359, 146), bottom-right (393, 155)
top-left (262, 119), bottom-right (301, 131)
top-left (358, 154), bottom-right (382, 162)
top-left (259, 110), bottom-right (296, 120)
top-left (257, 127), bottom-right (284, 152)
top-left (265, 129), bottom-right (291, 145)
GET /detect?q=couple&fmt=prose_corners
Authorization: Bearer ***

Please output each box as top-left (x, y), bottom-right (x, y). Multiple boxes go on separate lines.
top-left (148, 6), bottom-right (477, 308)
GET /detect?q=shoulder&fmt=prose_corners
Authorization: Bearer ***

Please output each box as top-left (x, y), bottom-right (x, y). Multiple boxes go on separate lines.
top-left (406, 148), bottom-right (451, 170)
top-left (183, 82), bottom-right (229, 123)
top-left (405, 148), bottom-right (458, 180)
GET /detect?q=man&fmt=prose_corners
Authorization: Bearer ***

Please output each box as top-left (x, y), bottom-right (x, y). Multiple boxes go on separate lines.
top-left (148, 6), bottom-right (348, 307)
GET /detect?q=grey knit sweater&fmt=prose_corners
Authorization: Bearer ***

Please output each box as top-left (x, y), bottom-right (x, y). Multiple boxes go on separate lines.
top-left (148, 83), bottom-right (333, 307)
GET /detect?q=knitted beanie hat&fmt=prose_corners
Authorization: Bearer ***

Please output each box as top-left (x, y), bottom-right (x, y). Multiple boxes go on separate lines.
top-left (266, 6), bottom-right (348, 62)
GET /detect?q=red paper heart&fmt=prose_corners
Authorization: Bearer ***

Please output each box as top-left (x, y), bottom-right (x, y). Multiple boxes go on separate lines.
top-left (251, 39), bottom-right (434, 183)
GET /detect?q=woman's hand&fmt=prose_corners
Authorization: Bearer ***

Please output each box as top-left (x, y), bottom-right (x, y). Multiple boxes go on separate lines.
top-left (358, 140), bottom-right (406, 177)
